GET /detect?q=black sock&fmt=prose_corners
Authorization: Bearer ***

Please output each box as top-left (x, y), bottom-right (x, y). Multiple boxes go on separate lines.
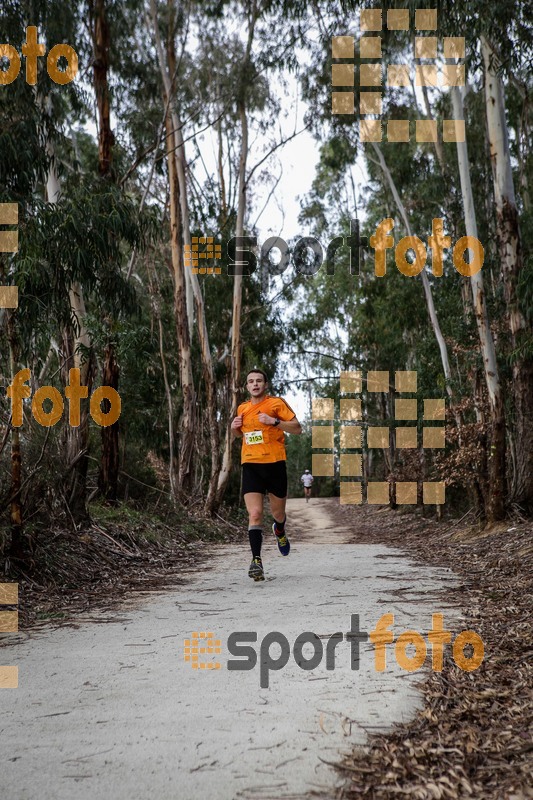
top-left (248, 527), bottom-right (262, 558)
top-left (274, 517), bottom-right (286, 535)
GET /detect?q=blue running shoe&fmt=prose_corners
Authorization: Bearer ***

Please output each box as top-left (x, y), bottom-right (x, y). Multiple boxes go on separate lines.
top-left (272, 523), bottom-right (290, 556)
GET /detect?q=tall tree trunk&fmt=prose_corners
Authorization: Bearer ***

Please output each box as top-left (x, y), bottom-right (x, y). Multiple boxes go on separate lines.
top-left (47, 142), bottom-right (94, 521)
top-left (147, 260), bottom-right (177, 499)
top-left (451, 85), bottom-right (506, 521)
top-left (6, 312), bottom-right (24, 561)
top-left (216, 2), bottom-right (257, 504)
top-left (97, 341), bottom-right (120, 501)
top-left (482, 37), bottom-right (533, 511)
top-left (216, 99), bottom-right (249, 503)
top-left (149, 0), bottom-right (220, 510)
top-left (92, 0), bottom-right (113, 177)
top-left (148, 0), bottom-right (194, 336)
top-left (165, 111), bottom-right (195, 494)
top-left (60, 328), bottom-right (95, 520)
top-left (370, 142), bottom-right (454, 401)
top-left (90, 0), bottom-right (120, 502)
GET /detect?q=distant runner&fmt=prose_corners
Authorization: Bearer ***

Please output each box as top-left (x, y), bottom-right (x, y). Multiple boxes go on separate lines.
top-left (231, 369), bottom-right (302, 582)
top-left (301, 469), bottom-right (314, 502)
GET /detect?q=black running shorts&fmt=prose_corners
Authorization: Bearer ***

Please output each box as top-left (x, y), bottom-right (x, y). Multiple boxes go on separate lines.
top-left (242, 460), bottom-right (288, 498)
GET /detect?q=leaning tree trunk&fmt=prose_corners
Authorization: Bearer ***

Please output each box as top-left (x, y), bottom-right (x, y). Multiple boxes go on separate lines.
top-left (452, 85), bottom-right (506, 522)
top-left (482, 37), bottom-right (533, 511)
top-left (370, 142), bottom-right (455, 401)
top-left (216, 98), bottom-right (249, 505)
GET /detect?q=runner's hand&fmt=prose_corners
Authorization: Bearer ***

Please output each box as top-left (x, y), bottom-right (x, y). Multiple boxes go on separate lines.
top-left (258, 413), bottom-right (275, 425)
top-left (231, 415), bottom-right (243, 431)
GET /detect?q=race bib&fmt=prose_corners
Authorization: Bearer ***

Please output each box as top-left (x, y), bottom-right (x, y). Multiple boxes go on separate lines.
top-left (244, 430), bottom-right (264, 445)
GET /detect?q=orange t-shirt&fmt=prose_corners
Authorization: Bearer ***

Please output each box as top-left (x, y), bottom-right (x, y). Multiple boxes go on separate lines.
top-left (237, 395), bottom-right (297, 464)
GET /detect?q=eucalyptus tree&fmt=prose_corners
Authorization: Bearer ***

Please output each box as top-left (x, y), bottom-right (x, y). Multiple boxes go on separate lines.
top-left (439, 0), bottom-right (532, 515)
top-left (0, 0), bottom-right (80, 553)
top-left (294, 0), bottom-right (533, 520)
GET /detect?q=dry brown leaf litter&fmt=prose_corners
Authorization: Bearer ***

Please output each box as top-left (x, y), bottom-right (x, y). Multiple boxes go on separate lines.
top-left (329, 503), bottom-right (532, 800)
top-left (2, 506), bottom-right (241, 630)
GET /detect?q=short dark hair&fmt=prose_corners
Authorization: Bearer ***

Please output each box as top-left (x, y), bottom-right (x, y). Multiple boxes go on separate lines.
top-left (246, 369), bottom-right (268, 382)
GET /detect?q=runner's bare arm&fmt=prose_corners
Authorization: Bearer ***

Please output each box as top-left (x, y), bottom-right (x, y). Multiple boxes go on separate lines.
top-left (231, 415), bottom-right (244, 437)
top-left (257, 413), bottom-right (302, 434)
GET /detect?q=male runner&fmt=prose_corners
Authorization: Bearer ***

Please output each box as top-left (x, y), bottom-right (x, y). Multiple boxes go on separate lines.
top-left (301, 469), bottom-right (314, 502)
top-left (231, 369), bottom-right (302, 582)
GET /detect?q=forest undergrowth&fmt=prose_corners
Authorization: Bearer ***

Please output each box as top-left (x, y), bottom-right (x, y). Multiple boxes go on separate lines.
top-left (2, 500), bottom-right (246, 630)
top-left (330, 504), bottom-right (533, 800)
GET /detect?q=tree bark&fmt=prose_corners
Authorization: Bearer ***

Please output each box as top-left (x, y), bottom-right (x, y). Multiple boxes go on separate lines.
top-left (6, 312), bottom-right (25, 561)
top-left (97, 341), bottom-right (120, 502)
top-left (216, 2), bottom-right (257, 504)
top-left (148, 0), bottom-right (194, 336)
top-left (165, 111), bottom-right (196, 495)
top-left (482, 37), bottom-right (533, 511)
top-left (149, 0), bottom-right (220, 510)
top-left (91, 0), bottom-right (114, 177)
top-left (60, 327), bottom-right (95, 519)
top-left (370, 142), bottom-right (454, 401)
top-left (451, 85), bottom-right (506, 521)
top-left (47, 142), bottom-right (94, 521)
top-left (90, 0), bottom-right (121, 503)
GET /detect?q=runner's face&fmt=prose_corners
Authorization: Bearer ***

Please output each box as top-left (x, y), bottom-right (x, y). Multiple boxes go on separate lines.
top-left (247, 374), bottom-right (267, 398)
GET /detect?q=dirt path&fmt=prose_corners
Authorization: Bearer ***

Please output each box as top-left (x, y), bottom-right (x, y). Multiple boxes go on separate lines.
top-left (1, 498), bottom-right (462, 800)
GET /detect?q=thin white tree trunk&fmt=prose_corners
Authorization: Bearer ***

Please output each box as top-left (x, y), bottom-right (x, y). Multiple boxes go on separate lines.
top-left (148, 0), bottom-right (194, 336)
top-left (370, 141), bottom-right (454, 400)
top-left (450, 89), bottom-right (501, 406)
top-left (46, 160), bottom-right (92, 382)
top-left (46, 137), bottom-right (95, 519)
top-left (165, 108), bottom-right (196, 494)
